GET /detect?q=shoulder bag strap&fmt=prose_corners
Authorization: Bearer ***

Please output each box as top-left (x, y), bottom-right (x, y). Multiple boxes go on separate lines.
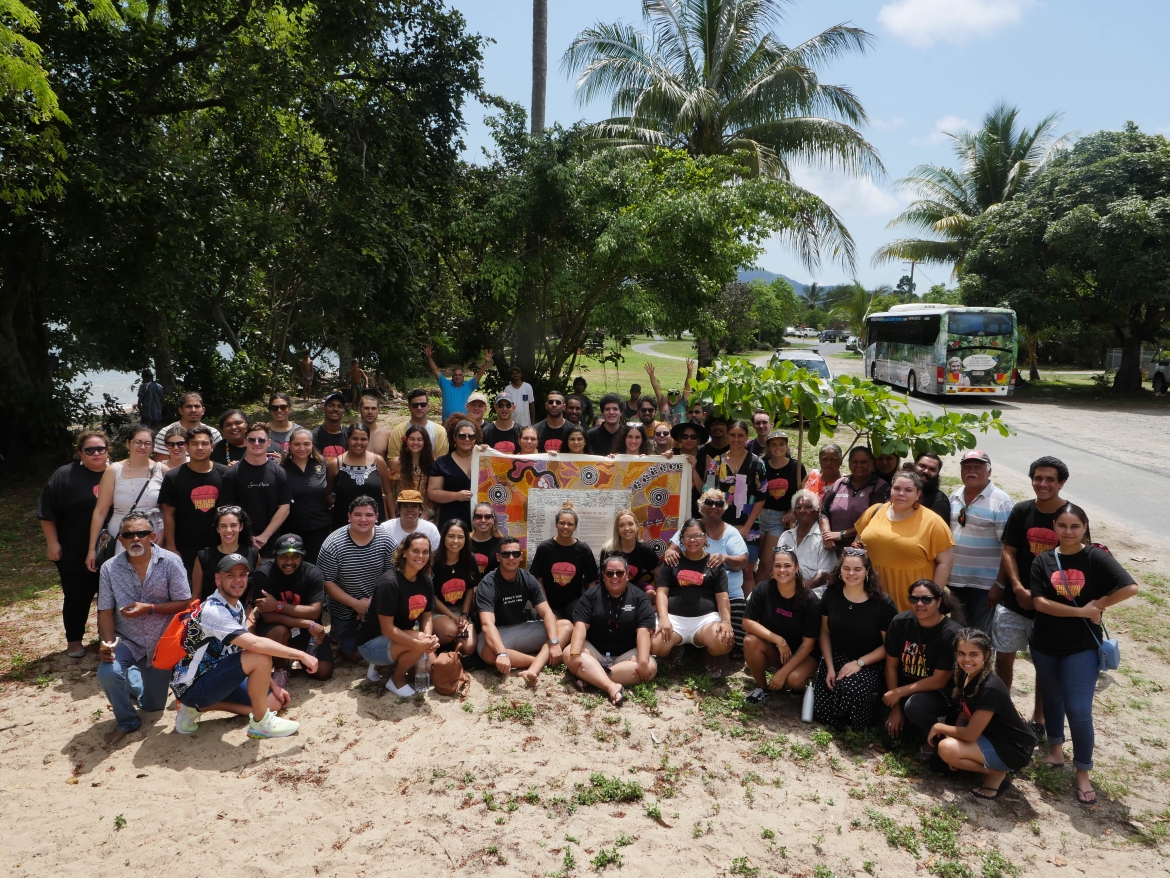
top-left (1055, 549), bottom-right (1106, 646)
top-left (125, 464), bottom-right (157, 517)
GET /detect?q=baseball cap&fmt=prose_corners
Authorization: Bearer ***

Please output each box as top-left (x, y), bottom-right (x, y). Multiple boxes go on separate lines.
top-left (467, 391), bottom-right (489, 406)
top-left (766, 429), bottom-right (789, 442)
top-left (397, 489), bottom-right (425, 505)
top-left (217, 552), bottom-right (254, 573)
top-left (274, 534), bottom-right (305, 556)
top-left (322, 391), bottom-right (346, 406)
top-left (494, 393), bottom-right (513, 406)
top-left (960, 450), bottom-right (991, 465)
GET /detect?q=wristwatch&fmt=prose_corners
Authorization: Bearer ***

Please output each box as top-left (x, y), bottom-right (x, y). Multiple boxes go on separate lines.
top-left (497, 651), bottom-right (508, 658)
top-left (549, 638), bottom-right (560, 646)
top-left (857, 657), bottom-right (866, 668)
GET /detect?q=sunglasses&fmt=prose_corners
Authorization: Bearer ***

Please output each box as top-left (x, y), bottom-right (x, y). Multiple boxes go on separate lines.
top-left (499, 550), bottom-right (523, 559)
top-left (908, 594), bottom-right (937, 605)
top-left (495, 401), bottom-right (513, 407)
top-left (246, 436), bottom-right (268, 444)
top-left (217, 505), bottom-right (242, 515)
top-left (603, 569), bottom-right (626, 579)
top-left (120, 529), bottom-right (152, 540)
top-left (957, 506), bottom-right (969, 527)
top-left (409, 401), bottom-right (429, 408)
top-left (655, 431), bottom-right (671, 438)
top-left (547, 400), bottom-right (563, 406)
top-left (702, 499), bottom-right (725, 508)
top-left (639, 409), bottom-right (655, 415)
top-left (456, 433), bottom-right (476, 441)
top-left (680, 433), bottom-right (698, 441)
top-left (81, 446), bottom-right (108, 455)
top-left (131, 439), bottom-right (152, 448)
top-left (473, 513), bottom-right (494, 520)
top-left (841, 547), bottom-right (867, 557)
top-left (165, 440), bottom-right (187, 448)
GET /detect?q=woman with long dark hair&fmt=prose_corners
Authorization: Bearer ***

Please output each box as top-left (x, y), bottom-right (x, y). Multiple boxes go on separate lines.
top-left (609, 423), bottom-right (652, 456)
top-left (388, 423), bottom-right (435, 520)
top-left (709, 419), bottom-right (766, 593)
top-left (929, 628), bottom-right (1038, 799)
top-left (39, 430), bottom-right (109, 657)
top-left (191, 506), bottom-right (258, 600)
top-left (428, 419), bottom-right (478, 528)
top-left (280, 428), bottom-right (332, 562)
top-left (431, 519), bottom-right (479, 656)
top-left (743, 548), bottom-right (820, 705)
top-left (812, 549), bottom-right (897, 728)
top-left (329, 422), bottom-right (393, 529)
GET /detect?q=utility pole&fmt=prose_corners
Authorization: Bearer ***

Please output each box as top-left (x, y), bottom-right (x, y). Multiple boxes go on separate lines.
top-left (531, 0), bottom-right (547, 135)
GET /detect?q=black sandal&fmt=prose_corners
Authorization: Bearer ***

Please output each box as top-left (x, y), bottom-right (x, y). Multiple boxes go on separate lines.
top-left (610, 686), bottom-right (626, 707)
top-left (1075, 783), bottom-right (1097, 805)
top-left (971, 777), bottom-right (1011, 800)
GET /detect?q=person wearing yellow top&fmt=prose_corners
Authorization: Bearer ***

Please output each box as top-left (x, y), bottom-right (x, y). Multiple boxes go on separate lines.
top-left (854, 471), bottom-right (955, 613)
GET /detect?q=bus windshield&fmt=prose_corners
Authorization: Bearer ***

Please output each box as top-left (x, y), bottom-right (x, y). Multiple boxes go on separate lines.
top-left (948, 312), bottom-right (1014, 338)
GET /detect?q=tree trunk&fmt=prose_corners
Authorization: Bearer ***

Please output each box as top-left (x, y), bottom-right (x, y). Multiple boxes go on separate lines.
top-left (1112, 326), bottom-right (1145, 392)
top-left (530, 0), bottom-right (547, 135)
top-left (1024, 330), bottom-right (1040, 381)
top-left (335, 333), bottom-right (354, 393)
top-left (148, 309), bottom-right (177, 395)
top-left (698, 335), bottom-right (712, 369)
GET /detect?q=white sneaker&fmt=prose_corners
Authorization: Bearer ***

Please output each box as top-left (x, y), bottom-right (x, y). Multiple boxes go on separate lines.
top-left (385, 678), bottom-right (416, 698)
top-left (174, 702), bottom-right (201, 735)
top-left (366, 663), bottom-right (381, 683)
top-left (247, 709), bottom-right (300, 739)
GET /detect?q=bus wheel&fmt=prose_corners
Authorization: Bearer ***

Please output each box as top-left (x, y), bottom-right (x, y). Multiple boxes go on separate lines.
top-left (907, 372), bottom-right (918, 396)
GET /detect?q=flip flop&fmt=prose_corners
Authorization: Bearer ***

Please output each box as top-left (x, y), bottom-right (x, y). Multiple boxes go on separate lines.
top-left (1075, 783), bottom-right (1097, 805)
top-left (67, 649), bottom-right (87, 659)
top-left (609, 686), bottom-right (626, 707)
top-left (971, 778), bottom-right (1011, 800)
top-left (1029, 721), bottom-right (1046, 740)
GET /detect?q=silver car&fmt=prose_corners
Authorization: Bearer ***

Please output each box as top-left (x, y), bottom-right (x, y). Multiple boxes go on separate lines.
top-left (770, 349), bottom-right (833, 381)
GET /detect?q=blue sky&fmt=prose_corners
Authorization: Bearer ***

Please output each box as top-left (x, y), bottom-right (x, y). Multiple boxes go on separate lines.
top-left (451, 0), bottom-right (1170, 289)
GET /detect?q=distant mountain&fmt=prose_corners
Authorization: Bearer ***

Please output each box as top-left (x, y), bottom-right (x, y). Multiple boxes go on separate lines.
top-left (737, 268), bottom-right (850, 299)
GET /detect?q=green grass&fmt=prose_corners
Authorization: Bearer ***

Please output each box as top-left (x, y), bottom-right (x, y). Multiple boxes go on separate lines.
top-left (867, 808), bottom-right (920, 856)
top-left (0, 459), bottom-right (61, 609)
top-left (486, 699), bottom-right (535, 726)
top-left (590, 846), bottom-right (624, 870)
top-left (921, 806), bottom-right (965, 858)
top-left (729, 856), bottom-right (760, 877)
top-left (572, 772), bottom-right (644, 806)
top-left (979, 850), bottom-right (1021, 878)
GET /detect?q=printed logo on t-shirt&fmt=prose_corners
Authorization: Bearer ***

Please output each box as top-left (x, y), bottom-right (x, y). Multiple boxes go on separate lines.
top-left (440, 578), bottom-right (466, 605)
top-left (1027, 526), bottom-right (1058, 556)
top-left (676, 568), bottom-right (705, 587)
top-left (1050, 568), bottom-right (1085, 601)
top-left (93, 485), bottom-right (100, 498)
top-left (775, 607), bottom-right (793, 618)
top-left (900, 641), bottom-right (928, 678)
top-left (191, 484), bottom-right (220, 512)
top-left (322, 445), bottom-right (345, 463)
top-left (276, 590), bottom-right (302, 605)
top-left (408, 593), bottom-right (428, 620)
top-left (493, 441), bottom-right (516, 454)
top-left (628, 565), bottom-right (640, 582)
top-left (551, 561), bottom-right (577, 587)
top-left (768, 478), bottom-right (789, 500)
top-left (543, 439), bottom-right (563, 452)
top-left (473, 552), bottom-right (489, 574)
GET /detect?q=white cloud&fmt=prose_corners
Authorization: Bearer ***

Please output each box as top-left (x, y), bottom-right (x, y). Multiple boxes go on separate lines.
top-left (790, 165), bottom-right (908, 219)
top-left (913, 114), bottom-right (974, 146)
top-left (878, 0), bottom-right (1031, 49)
top-left (872, 116), bottom-right (908, 131)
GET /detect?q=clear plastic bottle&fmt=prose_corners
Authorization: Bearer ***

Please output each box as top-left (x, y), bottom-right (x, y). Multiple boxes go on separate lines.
top-left (415, 651), bottom-right (431, 696)
top-left (602, 652), bottom-right (613, 669)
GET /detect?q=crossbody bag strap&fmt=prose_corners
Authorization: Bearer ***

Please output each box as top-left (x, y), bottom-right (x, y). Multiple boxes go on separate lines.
top-left (1055, 549), bottom-right (1106, 646)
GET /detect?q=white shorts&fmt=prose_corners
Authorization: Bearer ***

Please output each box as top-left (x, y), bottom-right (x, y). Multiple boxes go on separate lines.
top-left (666, 612), bottom-right (723, 646)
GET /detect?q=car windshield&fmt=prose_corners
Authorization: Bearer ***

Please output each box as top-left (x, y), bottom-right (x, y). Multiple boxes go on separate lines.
top-left (948, 311), bottom-right (1014, 338)
top-left (778, 356), bottom-right (830, 379)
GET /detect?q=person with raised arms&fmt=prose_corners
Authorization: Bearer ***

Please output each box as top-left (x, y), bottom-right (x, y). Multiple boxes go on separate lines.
top-left (476, 537), bottom-right (561, 688)
top-left (424, 343), bottom-right (493, 421)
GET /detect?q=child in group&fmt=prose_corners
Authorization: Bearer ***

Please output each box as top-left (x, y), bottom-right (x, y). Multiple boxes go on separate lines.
top-left (928, 628), bottom-right (1038, 799)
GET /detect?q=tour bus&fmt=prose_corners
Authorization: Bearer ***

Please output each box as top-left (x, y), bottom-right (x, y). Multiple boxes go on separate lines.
top-left (863, 305), bottom-right (1018, 397)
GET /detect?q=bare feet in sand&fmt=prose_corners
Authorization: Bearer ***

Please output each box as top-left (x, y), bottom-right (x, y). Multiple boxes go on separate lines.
top-left (103, 728), bottom-right (132, 746)
top-left (1044, 743), bottom-right (1066, 767)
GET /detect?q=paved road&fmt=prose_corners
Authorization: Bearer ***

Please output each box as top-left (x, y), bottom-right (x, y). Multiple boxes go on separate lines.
top-left (631, 341), bottom-right (689, 362)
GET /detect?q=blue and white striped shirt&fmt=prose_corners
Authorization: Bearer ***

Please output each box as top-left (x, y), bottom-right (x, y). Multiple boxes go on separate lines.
top-left (949, 482), bottom-right (1013, 590)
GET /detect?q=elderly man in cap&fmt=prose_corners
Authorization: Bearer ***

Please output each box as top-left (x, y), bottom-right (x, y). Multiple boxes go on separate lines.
top-left (95, 509), bottom-right (192, 744)
top-left (311, 391), bottom-right (350, 464)
top-left (171, 552), bottom-right (317, 738)
top-left (250, 534), bottom-right (333, 683)
top-left (380, 489), bottom-right (440, 549)
top-left (948, 450), bottom-right (1014, 632)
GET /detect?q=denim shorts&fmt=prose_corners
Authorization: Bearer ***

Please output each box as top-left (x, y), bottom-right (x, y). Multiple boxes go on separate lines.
top-left (991, 603), bottom-right (1033, 654)
top-left (977, 735), bottom-right (1011, 773)
top-left (758, 508), bottom-right (786, 537)
top-left (178, 652), bottom-right (252, 711)
top-left (357, 635), bottom-right (402, 666)
top-left (331, 615), bottom-right (361, 657)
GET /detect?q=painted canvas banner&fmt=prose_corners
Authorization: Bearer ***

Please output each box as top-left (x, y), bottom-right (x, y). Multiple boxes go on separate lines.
top-left (472, 451), bottom-right (691, 564)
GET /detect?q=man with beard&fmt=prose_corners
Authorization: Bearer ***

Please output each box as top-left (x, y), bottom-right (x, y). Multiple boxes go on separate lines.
top-left (914, 453), bottom-right (952, 524)
top-left (535, 390), bottom-right (571, 452)
top-left (96, 510), bottom-right (192, 744)
top-left (251, 534), bottom-right (334, 684)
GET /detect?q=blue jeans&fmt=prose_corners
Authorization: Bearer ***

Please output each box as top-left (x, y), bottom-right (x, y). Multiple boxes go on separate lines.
top-left (948, 586), bottom-right (995, 635)
top-left (178, 652), bottom-right (254, 711)
top-left (96, 642), bottom-right (172, 732)
top-left (1031, 647), bottom-right (1099, 771)
top-left (357, 635), bottom-right (401, 666)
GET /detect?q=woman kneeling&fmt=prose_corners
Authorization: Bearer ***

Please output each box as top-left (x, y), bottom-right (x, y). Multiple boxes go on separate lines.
top-left (929, 629), bottom-right (1038, 799)
top-left (566, 556), bottom-right (658, 706)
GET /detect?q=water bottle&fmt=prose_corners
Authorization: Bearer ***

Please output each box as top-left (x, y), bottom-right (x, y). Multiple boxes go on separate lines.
top-left (801, 680), bottom-right (815, 723)
top-left (603, 652), bottom-right (613, 669)
top-left (414, 651), bottom-right (431, 696)
top-left (305, 638), bottom-right (320, 657)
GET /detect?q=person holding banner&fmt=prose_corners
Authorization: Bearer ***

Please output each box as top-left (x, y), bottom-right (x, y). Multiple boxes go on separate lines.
top-left (567, 555), bottom-right (658, 706)
top-left (563, 425), bottom-right (590, 455)
top-left (610, 423), bottom-right (652, 456)
top-left (652, 518), bottom-right (735, 675)
top-left (530, 503), bottom-right (599, 648)
top-left (518, 425), bottom-right (541, 455)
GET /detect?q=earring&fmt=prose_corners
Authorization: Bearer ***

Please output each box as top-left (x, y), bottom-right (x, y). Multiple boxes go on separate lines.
top-left (913, 501), bottom-right (920, 510)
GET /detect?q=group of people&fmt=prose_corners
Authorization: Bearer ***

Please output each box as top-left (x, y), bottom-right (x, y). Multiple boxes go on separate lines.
top-left (36, 353), bottom-right (1138, 806)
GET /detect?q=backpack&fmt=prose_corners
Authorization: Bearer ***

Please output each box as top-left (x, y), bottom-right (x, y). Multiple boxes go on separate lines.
top-left (432, 650), bottom-right (470, 698)
top-left (152, 599), bottom-right (201, 670)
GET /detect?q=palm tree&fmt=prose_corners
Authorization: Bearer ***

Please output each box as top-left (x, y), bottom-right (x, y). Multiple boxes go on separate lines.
top-left (563, 0), bottom-right (885, 272)
top-left (531, 0), bottom-right (547, 134)
top-left (831, 282), bottom-right (891, 336)
top-left (872, 102), bottom-right (1064, 274)
top-left (802, 281), bottom-right (826, 309)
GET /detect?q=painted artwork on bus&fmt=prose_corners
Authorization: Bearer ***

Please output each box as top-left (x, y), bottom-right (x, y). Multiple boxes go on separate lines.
top-left (943, 332), bottom-right (1015, 394)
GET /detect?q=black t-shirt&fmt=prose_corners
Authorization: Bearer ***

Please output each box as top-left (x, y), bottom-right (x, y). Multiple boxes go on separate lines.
top-left (1003, 500), bottom-right (1090, 618)
top-left (282, 459), bottom-right (332, 533)
top-left (475, 568), bottom-right (547, 628)
top-left (37, 462), bottom-right (104, 566)
top-left (585, 424), bottom-right (620, 456)
top-left (884, 611), bottom-right (961, 687)
top-left (535, 419), bottom-right (570, 453)
top-left (1029, 546), bottom-right (1134, 657)
top-left (482, 423), bottom-right (520, 455)
top-left (529, 539), bottom-right (599, 612)
top-left (599, 541), bottom-right (661, 590)
top-left (194, 544), bottom-right (259, 601)
top-left (433, 560), bottom-right (479, 609)
top-left (430, 454), bottom-right (472, 528)
top-left (220, 459), bottom-right (292, 535)
top-left (952, 674), bottom-right (1037, 770)
top-left (820, 587), bottom-right (897, 661)
top-left (656, 555), bottom-right (728, 617)
top-left (251, 559), bottom-right (326, 611)
top-left (572, 582), bottom-right (656, 656)
top-left (470, 535), bottom-right (501, 577)
top-left (210, 441), bottom-right (247, 466)
top-left (357, 568), bottom-right (434, 644)
top-left (762, 457), bottom-right (806, 512)
top-left (743, 582), bottom-right (822, 653)
top-left (157, 463), bottom-right (229, 566)
top-left (311, 425), bottom-right (349, 465)
top-left (922, 488), bottom-right (952, 527)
